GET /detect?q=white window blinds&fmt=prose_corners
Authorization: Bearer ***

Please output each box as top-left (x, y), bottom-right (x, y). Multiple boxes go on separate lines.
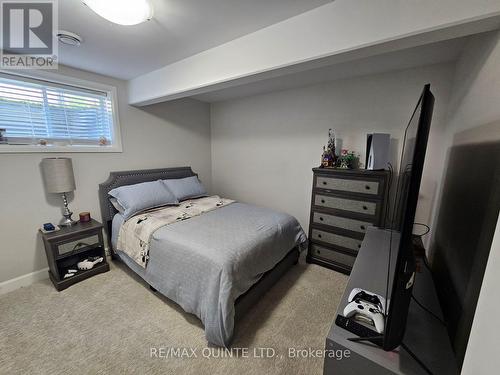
top-left (0, 74), bottom-right (114, 146)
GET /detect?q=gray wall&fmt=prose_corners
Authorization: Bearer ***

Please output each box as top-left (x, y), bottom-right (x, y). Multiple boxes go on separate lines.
top-left (210, 63), bottom-right (455, 231)
top-left (0, 65), bottom-right (212, 283)
top-left (462, 213), bottom-right (500, 375)
top-left (435, 31), bottom-right (500, 374)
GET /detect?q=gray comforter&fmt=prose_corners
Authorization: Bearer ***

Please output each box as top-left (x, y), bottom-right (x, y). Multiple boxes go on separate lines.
top-left (112, 202), bottom-right (307, 347)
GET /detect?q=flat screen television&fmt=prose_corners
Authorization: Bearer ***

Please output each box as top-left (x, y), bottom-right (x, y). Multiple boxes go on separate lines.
top-left (334, 84), bottom-right (435, 352)
top-left (383, 83), bottom-right (434, 350)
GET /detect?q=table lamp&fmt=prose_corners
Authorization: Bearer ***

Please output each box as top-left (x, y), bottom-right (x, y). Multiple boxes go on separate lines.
top-left (41, 157), bottom-right (77, 227)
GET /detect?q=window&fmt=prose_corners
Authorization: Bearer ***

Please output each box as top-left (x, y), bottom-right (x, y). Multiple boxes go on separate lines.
top-left (0, 72), bottom-right (121, 152)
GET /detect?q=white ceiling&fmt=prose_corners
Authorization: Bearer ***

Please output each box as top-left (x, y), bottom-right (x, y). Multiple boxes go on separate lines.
top-left (58, 0), bottom-right (332, 80)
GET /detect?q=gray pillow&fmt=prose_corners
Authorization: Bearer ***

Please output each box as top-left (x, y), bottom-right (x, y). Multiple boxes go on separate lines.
top-left (108, 180), bottom-right (178, 220)
top-left (110, 197), bottom-right (125, 215)
top-left (162, 176), bottom-right (207, 201)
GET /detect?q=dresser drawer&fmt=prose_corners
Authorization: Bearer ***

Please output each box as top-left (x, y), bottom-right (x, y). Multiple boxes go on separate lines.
top-left (311, 229), bottom-right (362, 251)
top-left (312, 212), bottom-right (373, 234)
top-left (316, 176), bottom-right (379, 195)
top-left (314, 194), bottom-right (377, 216)
top-left (310, 244), bottom-right (356, 268)
top-left (56, 234), bottom-right (100, 257)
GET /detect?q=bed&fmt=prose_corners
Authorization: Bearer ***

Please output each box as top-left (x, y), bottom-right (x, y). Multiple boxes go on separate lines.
top-left (98, 166), bottom-right (307, 347)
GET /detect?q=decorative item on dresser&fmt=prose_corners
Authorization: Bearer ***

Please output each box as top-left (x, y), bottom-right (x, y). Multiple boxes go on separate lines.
top-left (40, 219), bottom-right (109, 291)
top-left (321, 128), bottom-right (338, 167)
top-left (307, 168), bottom-right (390, 274)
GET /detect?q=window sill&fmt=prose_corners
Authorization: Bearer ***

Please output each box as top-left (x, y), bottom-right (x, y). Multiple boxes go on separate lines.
top-left (0, 144), bottom-right (123, 153)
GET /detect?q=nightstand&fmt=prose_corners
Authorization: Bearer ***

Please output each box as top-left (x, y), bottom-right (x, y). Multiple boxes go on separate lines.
top-left (41, 219), bottom-right (109, 291)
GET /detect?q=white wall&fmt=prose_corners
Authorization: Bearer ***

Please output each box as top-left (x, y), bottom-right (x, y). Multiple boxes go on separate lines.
top-left (429, 30), bottom-right (500, 374)
top-left (210, 63), bottom-right (454, 231)
top-left (429, 31), bottom-right (500, 247)
top-left (445, 31), bottom-right (500, 134)
top-left (0, 65), bottom-right (211, 284)
top-left (461, 213), bottom-right (500, 375)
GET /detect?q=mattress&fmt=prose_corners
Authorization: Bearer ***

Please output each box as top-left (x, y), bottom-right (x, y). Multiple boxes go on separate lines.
top-left (111, 202), bottom-right (307, 346)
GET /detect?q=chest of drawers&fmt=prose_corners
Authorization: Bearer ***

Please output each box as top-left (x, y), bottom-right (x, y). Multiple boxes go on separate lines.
top-left (307, 168), bottom-right (390, 274)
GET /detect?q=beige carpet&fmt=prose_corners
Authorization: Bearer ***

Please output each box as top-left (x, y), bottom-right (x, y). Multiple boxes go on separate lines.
top-left (0, 258), bottom-right (348, 375)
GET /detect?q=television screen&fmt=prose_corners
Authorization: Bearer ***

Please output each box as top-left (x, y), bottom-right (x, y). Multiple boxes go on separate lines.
top-left (383, 84), bottom-right (434, 350)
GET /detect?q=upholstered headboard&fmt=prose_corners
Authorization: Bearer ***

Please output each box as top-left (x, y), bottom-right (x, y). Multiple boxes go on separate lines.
top-left (98, 166), bottom-right (197, 252)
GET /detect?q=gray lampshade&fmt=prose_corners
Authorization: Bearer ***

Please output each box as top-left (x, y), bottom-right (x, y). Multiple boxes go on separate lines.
top-left (41, 158), bottom-right (76, 193)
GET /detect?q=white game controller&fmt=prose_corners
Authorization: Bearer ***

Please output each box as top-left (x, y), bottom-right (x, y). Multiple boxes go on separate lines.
top-left (348, 288), bottom-right (387, 312)
top-left (77, 256), bottom-right (104, 271)
top-left (343, 288), bottom-right (387, 334)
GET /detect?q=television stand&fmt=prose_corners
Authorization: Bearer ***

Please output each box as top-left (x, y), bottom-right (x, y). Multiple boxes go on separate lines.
top-left (324, 227), bottom-right (458, 374)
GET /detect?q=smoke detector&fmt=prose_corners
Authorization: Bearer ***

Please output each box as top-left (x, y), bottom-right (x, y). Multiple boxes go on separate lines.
top-left (57, 31), bottom-right (83, 46)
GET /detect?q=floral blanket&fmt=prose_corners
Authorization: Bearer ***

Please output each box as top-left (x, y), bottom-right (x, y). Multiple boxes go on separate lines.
top-left (116, 196), bottom-right (235, 268)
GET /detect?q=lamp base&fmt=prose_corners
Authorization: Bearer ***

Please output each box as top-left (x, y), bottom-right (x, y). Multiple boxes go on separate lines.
top-left (60, 192), bottom-right (76, 227)
top-left (60, 214), bottom-right (77, 227)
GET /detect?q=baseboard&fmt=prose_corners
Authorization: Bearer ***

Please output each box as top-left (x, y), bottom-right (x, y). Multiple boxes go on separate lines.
top-left (0, 268), bottom-right (49, 295)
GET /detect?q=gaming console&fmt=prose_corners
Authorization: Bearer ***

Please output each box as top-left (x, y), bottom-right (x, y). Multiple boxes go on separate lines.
top-left (366, 133), bottom-right (390, 170)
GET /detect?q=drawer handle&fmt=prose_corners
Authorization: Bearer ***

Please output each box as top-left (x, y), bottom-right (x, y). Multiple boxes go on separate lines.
top-left (360, 225), bottom-right (366, 230)
top-left (365, 185), bottom-right (371, 190)
top-left (323, 181), bottom-right (327, 185)
top-left (321, 199), bottom-right (325, 204)
top-left (319, 217), bottom-right (324, 221)
top-left (363, 205), bottom-right (368, 210)
top-left (318, 234), bottom-right (322, 239)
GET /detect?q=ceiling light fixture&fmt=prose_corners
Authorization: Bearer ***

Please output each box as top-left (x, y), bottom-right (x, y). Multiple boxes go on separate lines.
top-left (83, 0), bottom-right (153, 26)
